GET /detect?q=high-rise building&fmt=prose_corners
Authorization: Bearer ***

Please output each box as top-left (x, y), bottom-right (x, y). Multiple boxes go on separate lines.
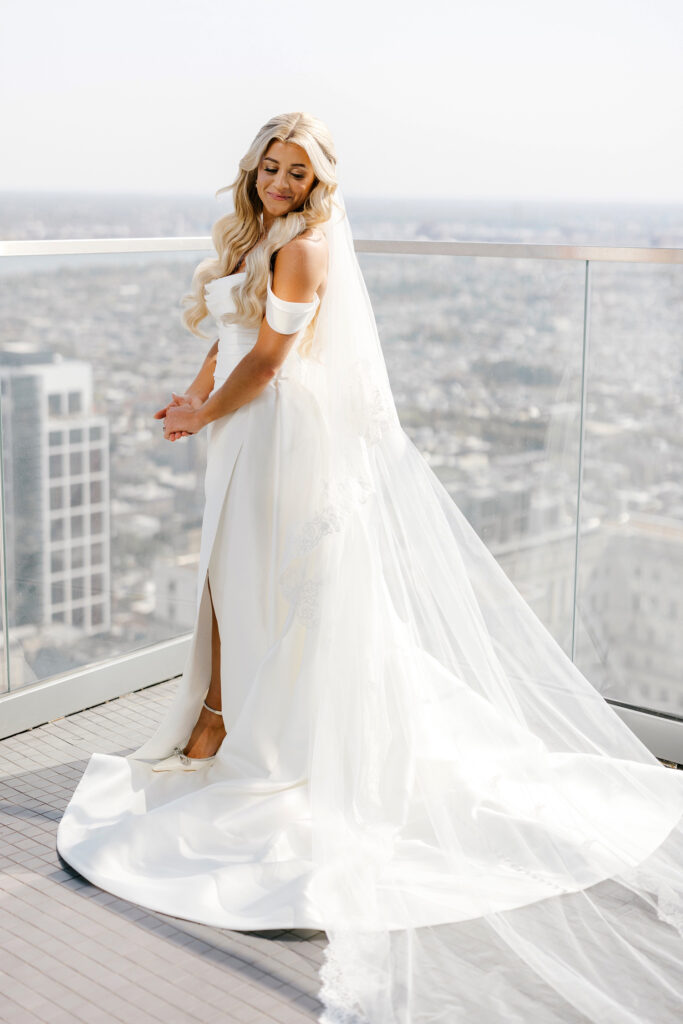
top-left (0, 348), bottom-right (111, 635)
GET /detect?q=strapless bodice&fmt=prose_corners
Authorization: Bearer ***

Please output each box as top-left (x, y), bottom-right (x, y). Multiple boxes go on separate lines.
top-left (204, 270), bottom-right (320, 391)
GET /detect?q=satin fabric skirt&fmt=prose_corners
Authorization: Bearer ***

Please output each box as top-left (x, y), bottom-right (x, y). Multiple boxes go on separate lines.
top-left (56, 364), bottom-right (332, 929)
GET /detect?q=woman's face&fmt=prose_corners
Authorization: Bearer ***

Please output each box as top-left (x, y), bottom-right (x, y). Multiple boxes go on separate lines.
top-left (255, 140), bottom-right (317, 225)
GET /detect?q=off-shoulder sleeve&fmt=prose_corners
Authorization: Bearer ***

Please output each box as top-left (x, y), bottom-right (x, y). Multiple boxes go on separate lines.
top-left (265, 277), bottom-right (320, 334)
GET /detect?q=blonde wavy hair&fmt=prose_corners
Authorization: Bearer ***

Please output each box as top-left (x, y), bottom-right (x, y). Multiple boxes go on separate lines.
top-left (181, 111), bottom-right (338, 359)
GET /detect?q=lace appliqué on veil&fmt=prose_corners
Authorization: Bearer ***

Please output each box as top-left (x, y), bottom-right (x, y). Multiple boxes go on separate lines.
top-left (277, 476), bottom-right (375, 629)
top-left (292, 499), bottom-right (346, 557)
top-left (279, 565), bottom-right (324, 628)
top-left (359, 383), bottom-right (396, 445)
top-left (344, 359), bottom-right (396, 446)
top-left (276, 482), bottom-right (350, 628)
top-left (319, 931), bottom-right (372, 1024)
top-left (286, 474), bottom-right (375, 561)
top-left (275, 359), bottom-right (395, 630)
top-left (617, 861), bottom-right (683, 937)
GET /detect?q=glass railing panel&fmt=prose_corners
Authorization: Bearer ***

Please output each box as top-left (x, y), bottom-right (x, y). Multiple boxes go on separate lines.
top-left (358, 252), bottom-right (587, 655)
top-left (574, 260), bottom-right (683, 713)
top-left (2, 242), bottom-right (677, 716)
top-left (0, 397), bottom-right (8, 695)
top-left (0, 250), bottom-right (212, 690)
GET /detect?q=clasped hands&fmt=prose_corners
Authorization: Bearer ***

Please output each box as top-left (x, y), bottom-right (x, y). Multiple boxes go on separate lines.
top-left (154, 391), bottom-right (206, 441)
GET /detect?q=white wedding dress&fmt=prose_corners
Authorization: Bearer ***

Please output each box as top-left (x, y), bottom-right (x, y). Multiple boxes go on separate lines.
top-left (58, 268), bottom-right (329, 929)
top-left (57, 202), bottom-right (683, 1022)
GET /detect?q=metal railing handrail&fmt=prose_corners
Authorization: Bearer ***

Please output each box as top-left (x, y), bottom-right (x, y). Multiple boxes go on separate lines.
top-left (1, 236), bottom-right (682, 263)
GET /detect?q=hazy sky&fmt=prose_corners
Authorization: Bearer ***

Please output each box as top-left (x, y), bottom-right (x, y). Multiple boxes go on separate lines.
top-left (1, 0), bottom-right (681, 203)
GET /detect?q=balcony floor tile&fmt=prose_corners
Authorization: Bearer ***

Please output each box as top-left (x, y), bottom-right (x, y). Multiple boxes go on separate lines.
top-left (0, 680), bottom-right (325, 1023)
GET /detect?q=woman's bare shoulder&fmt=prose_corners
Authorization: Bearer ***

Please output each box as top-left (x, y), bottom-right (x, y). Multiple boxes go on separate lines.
top-left (275, 229), bottom-right (328, 296)
top-left (298, 226), bottom-right (327, 243)
top-left (281, 227), bottom-right (327, 261)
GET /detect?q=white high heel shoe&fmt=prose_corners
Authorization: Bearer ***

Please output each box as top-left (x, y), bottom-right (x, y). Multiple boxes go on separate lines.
top-left (151, 700), bottom-right (225, 772)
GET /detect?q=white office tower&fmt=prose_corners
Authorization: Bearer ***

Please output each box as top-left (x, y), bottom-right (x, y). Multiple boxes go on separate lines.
top-left (0, 348), bottom-right (111, 638)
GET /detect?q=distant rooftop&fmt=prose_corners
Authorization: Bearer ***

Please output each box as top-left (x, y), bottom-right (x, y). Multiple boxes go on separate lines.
top-left (0, 346), bottom-right (58, 366)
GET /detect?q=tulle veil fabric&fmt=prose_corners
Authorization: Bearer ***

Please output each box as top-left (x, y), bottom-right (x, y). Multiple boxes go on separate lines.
top-left (299, 187), bottom-right (683, 1021)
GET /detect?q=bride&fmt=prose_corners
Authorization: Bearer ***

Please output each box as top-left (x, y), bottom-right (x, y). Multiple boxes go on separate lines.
top-left (57, 112), bottom-right (683, 1022)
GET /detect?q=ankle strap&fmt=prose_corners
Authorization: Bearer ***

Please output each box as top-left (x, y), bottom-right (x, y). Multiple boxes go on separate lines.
top-left (203, 699), bottom-right (222, 716)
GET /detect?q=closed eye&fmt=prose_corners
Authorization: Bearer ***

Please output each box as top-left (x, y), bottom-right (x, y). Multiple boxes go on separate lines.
top-left (264, 168), bottom-right (305, 180)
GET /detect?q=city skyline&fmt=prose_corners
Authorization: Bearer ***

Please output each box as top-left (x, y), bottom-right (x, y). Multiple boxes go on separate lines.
top-left (0, 195), bottom-right (680, 714)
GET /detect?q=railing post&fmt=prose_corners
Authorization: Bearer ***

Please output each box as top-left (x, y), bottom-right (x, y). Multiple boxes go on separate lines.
top-left (0, 389), bottom-right (10, 694)
top-left (571, 259), bottom-right (592, 663)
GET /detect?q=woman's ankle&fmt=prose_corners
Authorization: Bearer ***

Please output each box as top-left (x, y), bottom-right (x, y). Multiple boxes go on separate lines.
top-left (183, 717), bottom-right (226, 758)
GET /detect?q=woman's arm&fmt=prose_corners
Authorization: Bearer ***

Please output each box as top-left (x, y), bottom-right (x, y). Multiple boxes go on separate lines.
top-left (185, 339), bottom-right (219, 403)
top-left (197, 234), bottom-right (325, 427)
top-left (161, 337), bottom-right (281, 438)
top-left (153, 338), bottom-right (219, 440)
top-left (163, 238), bottom-right (325, 438)
top-left (196, 344), bottom-right (285, 427)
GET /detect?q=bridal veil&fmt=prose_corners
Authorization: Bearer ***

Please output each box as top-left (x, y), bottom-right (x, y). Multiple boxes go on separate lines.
top-left (296, 186), bottom-right (683, 1021)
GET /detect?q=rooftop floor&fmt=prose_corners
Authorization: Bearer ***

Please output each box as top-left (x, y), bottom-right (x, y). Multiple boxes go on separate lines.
top-left (3, 675), bottom-right (680, 1024)
top-left (0, 679), bottom-right (326, 1024)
